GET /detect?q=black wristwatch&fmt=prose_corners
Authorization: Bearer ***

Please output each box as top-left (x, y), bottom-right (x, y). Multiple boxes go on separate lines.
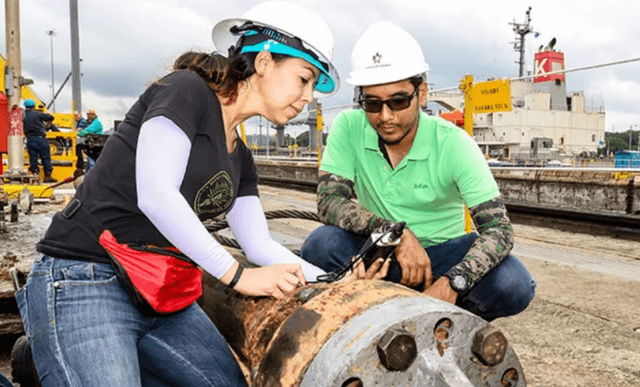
top-left (444, 270), bottom-right (471, 294)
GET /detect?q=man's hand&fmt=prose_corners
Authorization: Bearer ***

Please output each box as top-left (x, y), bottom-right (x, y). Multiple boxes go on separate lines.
top-left (352, 257), bottom-right (391, 281)
top-left (423, 276), bottom-right (458, 304)
top-left (340, 256), bottom-right (391, 283)
top-left (394, 228), bottom-right (432, 287)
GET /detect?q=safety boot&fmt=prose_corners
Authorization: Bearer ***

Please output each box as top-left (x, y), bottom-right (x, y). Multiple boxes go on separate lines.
top-left (43, 173), bottom-right (58, 183)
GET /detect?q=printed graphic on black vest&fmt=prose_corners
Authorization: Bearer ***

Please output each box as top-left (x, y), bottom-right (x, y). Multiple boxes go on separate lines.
top-left (194, 171), bottom-right (234, 217)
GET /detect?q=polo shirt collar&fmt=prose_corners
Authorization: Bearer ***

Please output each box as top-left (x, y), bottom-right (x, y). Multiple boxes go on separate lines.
top-left (363, 111), bottom-right (431, 161)
top-left (363, 112), bottom-right (380, 151)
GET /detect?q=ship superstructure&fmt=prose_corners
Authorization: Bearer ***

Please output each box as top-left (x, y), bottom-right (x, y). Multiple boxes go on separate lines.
top-left (431, 8), bottom-right (606, 165)
top-left (431, 43), bottom-right (605, 164)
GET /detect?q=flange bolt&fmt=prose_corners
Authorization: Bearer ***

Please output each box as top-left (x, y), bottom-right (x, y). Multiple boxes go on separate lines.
top-left (376, 328), bottom-right (417, 372)
top-left (471, 326), bottom-right (508, 366)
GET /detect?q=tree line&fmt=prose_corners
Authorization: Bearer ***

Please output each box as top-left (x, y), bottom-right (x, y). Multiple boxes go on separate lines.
top-left (602, 129), bottom-right (640, 154)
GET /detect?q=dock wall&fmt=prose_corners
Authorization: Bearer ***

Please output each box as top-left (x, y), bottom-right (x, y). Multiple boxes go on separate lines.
top-left (255, 160), bottom-right (640, 215)
top-left (492, 169), bottom-right (639, 215)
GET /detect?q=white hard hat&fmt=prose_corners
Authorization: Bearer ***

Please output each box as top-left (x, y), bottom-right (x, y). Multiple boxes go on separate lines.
top-left (212, 1), bottom-right (339, 96)
top-left (347, 21), bottom-right (430, 87)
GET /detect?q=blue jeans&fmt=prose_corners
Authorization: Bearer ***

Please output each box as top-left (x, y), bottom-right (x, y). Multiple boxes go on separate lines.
top-left (85, 156), bottom-right (96, 172)
top-left (0, 372), bottom-right (12, 387)
top-left (26, 136), bottom-right (53, 174)
top-left (300, 225), bottom-right (536, 321)
top-left (15, 254), bottom-right (247, 387)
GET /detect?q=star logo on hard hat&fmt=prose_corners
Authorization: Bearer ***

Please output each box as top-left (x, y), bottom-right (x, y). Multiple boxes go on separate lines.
top-left (372, 53), bottom-right (382, 64)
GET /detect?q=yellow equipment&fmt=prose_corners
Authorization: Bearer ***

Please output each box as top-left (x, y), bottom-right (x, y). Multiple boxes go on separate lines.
top-left (2, 183), bottom-right (52, 200)
top-left (1, 52), bottom-right (78, 195)
top-left (25, 131), bottom-right (78, 183)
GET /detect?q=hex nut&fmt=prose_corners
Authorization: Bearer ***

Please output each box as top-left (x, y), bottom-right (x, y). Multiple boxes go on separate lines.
top-left (296, 286), bottom-right (327, 304)
top-left (471, 326), bottom-right (508, 366)
top-left (376, 328), bottom-right (418, 372)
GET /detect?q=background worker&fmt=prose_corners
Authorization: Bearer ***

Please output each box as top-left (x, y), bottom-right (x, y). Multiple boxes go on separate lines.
top-left (44, 120), bottom-right (60, 132)
top-left (15, 3), bottom-right (384, 386)
top-left (36, 103), bottom-right (60, 132)
top-left (22, 98), bottom-right (57, 183)
top-left (81, 108), bottom-right (103, 135)
top-left (58, 110), bottom-right (86, 155)
top-left (74, 110), bottom-right (88, 130)
top-left (300, 21), bottom-right (536, 322)
top-left (75, 108), bottom-right (103, 171)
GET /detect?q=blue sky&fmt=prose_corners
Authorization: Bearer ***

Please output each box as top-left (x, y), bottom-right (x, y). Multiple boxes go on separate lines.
top-left (2, 0), bottom-right (639, 135)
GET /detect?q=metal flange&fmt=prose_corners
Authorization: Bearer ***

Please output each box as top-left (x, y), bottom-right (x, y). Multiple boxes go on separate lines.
top-left (199, 272), bottom-right (525, 387)
top-left (297, 284), bottom-right (524, 387)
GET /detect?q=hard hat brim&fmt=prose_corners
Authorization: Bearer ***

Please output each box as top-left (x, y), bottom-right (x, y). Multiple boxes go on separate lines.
top-left (346, 63), bottom-right (430, 87)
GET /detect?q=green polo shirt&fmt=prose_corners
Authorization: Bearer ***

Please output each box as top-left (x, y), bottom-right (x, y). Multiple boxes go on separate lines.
top-left (321, 109), bottom-right (500, 247)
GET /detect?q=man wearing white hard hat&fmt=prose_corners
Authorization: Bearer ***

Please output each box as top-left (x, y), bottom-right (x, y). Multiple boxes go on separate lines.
top-left (301, 21), bottom-right (535, 321)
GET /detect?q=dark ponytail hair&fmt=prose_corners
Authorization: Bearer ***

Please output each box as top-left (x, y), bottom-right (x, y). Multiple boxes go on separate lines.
top-left (172, 49), bottom-right (287, 102)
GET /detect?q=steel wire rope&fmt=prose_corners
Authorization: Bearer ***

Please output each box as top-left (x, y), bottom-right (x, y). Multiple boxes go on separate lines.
top-left (205, 209), bottom-right (321, 256)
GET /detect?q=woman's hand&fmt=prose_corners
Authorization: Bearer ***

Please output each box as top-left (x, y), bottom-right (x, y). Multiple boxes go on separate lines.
top-left (232, 263), bottom-right (307, 299)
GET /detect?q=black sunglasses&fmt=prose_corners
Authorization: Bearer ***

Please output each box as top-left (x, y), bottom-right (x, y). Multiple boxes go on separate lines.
top-left (358, 86), bottom-right (419, 113)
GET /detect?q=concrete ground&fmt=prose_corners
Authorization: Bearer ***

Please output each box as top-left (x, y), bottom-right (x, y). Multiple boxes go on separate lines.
top-left (1, 184), bottom-right (639, 386)
top-left (259, 186), bottom-right (640, 387)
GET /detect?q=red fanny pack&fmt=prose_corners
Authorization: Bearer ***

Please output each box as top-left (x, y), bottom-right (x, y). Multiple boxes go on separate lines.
top-left (98, 230), bottom-right (202, 316)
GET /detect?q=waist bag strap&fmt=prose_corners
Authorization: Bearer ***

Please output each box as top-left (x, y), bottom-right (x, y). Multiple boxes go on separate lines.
top-left (61, 198), bottom-right (194, 264)
top-left (59, 198), bottom-right (202, 316)
top-left (61, 198), bottom-right (103, 241)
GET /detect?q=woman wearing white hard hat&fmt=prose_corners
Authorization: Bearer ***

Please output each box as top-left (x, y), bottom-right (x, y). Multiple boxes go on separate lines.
top-left (15, 3), bottom-right (386, 386)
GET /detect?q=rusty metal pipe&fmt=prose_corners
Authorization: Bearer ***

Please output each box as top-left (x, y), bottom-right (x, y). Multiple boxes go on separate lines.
top-left (198, 258), bottom-right (526, 387)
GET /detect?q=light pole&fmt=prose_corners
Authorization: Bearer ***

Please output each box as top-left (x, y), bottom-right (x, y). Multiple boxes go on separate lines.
top-left (628, 124), bottom-right (639, 168)
top-left (46, 29), bottom-right (56, 112)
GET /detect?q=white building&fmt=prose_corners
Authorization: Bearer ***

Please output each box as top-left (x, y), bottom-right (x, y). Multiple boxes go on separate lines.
top-left (430, 48), bottom-right (606, 163)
